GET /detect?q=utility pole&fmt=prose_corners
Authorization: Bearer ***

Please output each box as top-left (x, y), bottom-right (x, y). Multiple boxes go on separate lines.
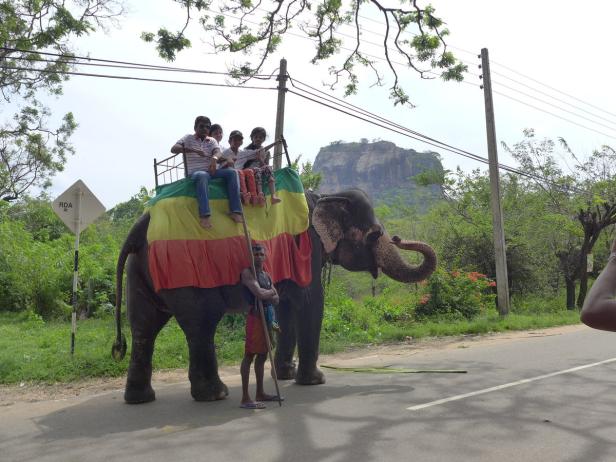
top-left (273, 58), bottom-right (288, 170)
top-left (480, 48), bottom-right (510, 315)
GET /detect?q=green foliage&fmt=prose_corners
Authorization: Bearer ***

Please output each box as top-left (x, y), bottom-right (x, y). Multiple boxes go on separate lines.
top-left (415, 268), bottom-right (496, 320)
top-left (0, 188), bottom-right (149, 319)
top-left (1, 102), bottom-right (77, 200)
top-left (292, 156), bottom-right (323, 191)
top-left (147, 0), bottom-right (466, 106)
top-left (0, 0), bottom-right (123, 200)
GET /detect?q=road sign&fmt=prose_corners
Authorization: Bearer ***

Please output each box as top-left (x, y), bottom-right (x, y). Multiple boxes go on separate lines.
top-left (52, 180), bottom-right (106, 355)
top-left (52, 180), bottom-right (106, 234)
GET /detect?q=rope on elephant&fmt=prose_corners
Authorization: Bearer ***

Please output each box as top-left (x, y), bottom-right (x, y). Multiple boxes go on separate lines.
top-left (321, 365), bottom-right (468, 374)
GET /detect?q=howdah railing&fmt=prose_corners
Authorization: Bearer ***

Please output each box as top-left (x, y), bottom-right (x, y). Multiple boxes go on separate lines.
top-left (154, 152), bottom-right (187, 188)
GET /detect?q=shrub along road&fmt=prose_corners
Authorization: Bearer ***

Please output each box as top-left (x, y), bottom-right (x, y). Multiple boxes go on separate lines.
top-left (3, 324), bottom-right (616, 462)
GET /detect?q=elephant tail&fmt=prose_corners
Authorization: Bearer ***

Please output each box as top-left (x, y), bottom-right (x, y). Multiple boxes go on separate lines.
top-left (111, 213), bottom-right (150, 361)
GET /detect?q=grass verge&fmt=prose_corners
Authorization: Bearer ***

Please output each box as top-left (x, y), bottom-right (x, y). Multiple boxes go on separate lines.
top-left (0, 309), bottom-right (581, 385)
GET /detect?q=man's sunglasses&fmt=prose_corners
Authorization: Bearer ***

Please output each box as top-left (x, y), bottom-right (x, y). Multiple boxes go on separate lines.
top-left (197, 124), bottom-right (211, 129)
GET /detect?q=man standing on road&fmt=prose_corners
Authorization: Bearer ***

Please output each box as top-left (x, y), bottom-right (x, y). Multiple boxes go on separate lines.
top-left (239, 243), bottom-right (282, 409)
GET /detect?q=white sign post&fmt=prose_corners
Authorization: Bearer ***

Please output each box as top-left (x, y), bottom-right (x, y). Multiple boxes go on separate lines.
top-left (52, 180), bottom-right (106, 355)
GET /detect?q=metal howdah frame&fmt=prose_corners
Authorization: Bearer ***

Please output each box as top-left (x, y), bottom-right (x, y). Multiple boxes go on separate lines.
top-left (153, 152), bottom-right (187, 188)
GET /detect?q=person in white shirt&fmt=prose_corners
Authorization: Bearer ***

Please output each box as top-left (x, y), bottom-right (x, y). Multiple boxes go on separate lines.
top-left (220, 130), bottom-right (255, 204)
top-left (219, 129), bottom-right (243, 169)
top-left (170, 116), bottom-right (243, 229)
top-left (235, 127), bottom-right (281, 205)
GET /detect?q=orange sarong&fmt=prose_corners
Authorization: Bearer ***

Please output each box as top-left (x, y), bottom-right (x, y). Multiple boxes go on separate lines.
top-left (245, 310), bottom-right (267, 355)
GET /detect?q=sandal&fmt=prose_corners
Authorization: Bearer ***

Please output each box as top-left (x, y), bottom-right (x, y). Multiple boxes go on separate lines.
top-left (240, 401), bottom-right (266, 409)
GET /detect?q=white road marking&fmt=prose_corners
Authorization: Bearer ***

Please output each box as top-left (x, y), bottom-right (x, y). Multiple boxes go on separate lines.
top-left (407, 357), bottom-right (616, 411)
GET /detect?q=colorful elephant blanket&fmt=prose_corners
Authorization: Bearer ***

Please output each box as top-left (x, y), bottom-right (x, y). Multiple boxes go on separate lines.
top-left (147, 167), bottom-right (312, 292)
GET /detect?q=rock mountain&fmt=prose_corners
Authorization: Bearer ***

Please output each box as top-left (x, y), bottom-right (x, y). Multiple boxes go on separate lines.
top-left (312, 140), bottom-right (443, 206)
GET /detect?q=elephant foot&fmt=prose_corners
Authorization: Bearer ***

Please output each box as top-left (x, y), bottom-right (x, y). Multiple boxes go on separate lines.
top-left (274, 361), bottom-right (296, 380)
top-left (124, 383), bottom-right (156, 404)
top-left (191, 378), bottom-right (229, 402)
top-left (295, 366), bottom-right (326, 385)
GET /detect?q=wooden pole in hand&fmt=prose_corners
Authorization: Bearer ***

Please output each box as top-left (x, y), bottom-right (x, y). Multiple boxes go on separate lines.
top-left (239, 204), bottom-right (283, 407)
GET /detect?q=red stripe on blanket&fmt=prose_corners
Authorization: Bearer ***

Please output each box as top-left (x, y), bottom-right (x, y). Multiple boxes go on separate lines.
top-left (148, 231), bottom-right (312, 291)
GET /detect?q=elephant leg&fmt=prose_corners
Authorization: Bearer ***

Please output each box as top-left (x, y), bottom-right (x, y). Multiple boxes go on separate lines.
top-left (125, 299), bottom-right (171, 404)
top-left (294, 287), bottom-right (326, 385)
top-left (168, 288), bottom-right (229, 401)
top-left (274, 297), bottom-right (297, 380)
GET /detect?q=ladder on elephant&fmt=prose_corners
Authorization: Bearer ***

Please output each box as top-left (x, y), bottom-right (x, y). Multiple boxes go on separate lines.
top-left (153, 152), bottom-right (187, 188)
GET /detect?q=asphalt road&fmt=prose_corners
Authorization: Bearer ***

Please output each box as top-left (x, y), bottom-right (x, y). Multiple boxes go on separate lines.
top-left (3, 324), bottom-right (616, 462)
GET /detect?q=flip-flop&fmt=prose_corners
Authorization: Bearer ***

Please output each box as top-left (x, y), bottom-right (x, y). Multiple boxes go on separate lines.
top-left (259, 395), bottom-right (284, 402)
top-left (240, 401), bottom-right (266, 409)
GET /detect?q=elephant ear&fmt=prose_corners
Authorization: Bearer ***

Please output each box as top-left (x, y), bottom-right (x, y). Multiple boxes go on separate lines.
top-left (312, 196), bottom-right (350, 254)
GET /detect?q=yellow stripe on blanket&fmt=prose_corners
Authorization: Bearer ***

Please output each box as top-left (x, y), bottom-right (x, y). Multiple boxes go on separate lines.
top-left (147, 189), bottom-right (309, 242)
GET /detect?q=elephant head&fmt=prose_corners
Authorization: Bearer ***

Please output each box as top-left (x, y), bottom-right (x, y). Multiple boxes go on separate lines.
top-left (311, 189), bottom-right (436, 282)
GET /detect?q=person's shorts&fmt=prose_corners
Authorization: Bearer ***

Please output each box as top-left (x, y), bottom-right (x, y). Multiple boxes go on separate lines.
top-left (245, 311), bottom-right (267, 355)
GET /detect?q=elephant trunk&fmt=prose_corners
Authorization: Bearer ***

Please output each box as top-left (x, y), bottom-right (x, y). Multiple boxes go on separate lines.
top-left (374, 233), bottom-right (437, 283)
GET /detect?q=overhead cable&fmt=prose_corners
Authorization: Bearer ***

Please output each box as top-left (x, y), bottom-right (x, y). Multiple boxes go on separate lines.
top-left (347, 16), bottom-right (616, 121)
top-left (0, 46), bottom-right (273, 78)
top-left (491, 59), bottom-right (616, 119)
top-left (491, 79), bottom-right (616, 133)
top-left (493, 90), bottom-right (616, 142)
top-left (287, 85), bottom-right (586, 193)
top-left (290, 76), bottom-right (484, 161)
top-left (491, 70), bottom-right (616, 127)
top-left (286, 80), bottom-right (592, 195)
top-left (0, 65), bottom-right (277, 91)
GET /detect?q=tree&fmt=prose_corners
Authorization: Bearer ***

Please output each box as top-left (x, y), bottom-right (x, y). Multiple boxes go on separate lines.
top-left (292, 155), bottom-right (322, 190)
top-left (502, 129), bottom-right (616, 309)
top-left (107, 186), bottom-right (152, 222)
top-left (0, 0), bottom-right (124, 200)
top-left (143, 0), bottom-right (466, 106)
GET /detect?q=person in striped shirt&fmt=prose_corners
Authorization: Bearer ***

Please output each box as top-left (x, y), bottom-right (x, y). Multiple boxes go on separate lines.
top-left (170, 116), bottom-right (243, 229)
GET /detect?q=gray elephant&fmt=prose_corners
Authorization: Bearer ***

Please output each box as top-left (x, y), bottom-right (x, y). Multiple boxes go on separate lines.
top-left (112, 188), bottom-right (436, 403)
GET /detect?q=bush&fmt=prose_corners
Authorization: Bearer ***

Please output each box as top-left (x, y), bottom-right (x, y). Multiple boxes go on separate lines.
top-left (363, 290), bottom-right (416, 322)
top-left (322, 282), bottom-right (378, 342)
top-left (415, 268), bottom-right (496, 320)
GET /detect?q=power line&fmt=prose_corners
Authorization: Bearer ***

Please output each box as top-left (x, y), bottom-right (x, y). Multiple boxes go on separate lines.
top-left (493, 89), bottom-right (616, 142)
top-left (491, 70), bottom-right (616, 127)
top-left (286, 79), bottom-right (595, 196)
top-left (349, 14), bottom-right (616, 122)
top-left (286, 84), bottom-right (589, 194)
top-left (0, 46), bottom-right (273, 78)
top-left (491, 79), bottom-right (616, 133)
top-left (288, 86), bottom-right (483, 163)
top-left (0, 65), bottom-right (277, 91)
top-left (491, 58), bottom-right (616, 119)
top-left (6, 55), bottom-right (207, 74)
top-left (289, 76), bottom-right (484, 161)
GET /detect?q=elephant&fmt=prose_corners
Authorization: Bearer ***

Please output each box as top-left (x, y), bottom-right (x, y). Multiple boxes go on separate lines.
top-left (112, 188), bottom-right (437, 403)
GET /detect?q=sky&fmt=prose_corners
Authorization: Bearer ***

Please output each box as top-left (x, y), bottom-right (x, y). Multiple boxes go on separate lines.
top-left (23, 0), bottom-right (616, 209)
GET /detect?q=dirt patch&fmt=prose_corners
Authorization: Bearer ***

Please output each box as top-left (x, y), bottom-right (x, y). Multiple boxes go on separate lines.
top-left (0, 324), bottom-right (586, 406)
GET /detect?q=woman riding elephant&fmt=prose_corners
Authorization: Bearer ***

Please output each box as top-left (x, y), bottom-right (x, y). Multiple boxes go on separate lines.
top-left (112, 188), bottom-right (436, 403)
